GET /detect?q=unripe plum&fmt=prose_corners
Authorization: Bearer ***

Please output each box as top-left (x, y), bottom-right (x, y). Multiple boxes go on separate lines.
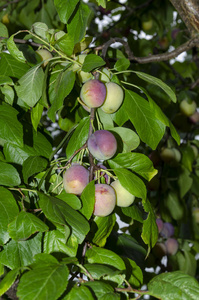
top-left (160, 148), bottom-right (181, 164)
top-left (76, 54), bottom-right (93, 83)
top-left (88, 130), bottom-right (117, 160)
top-left (193, 208), bottom-right (199, 223)
top-left (80, 79), bottom-right (106, 108)
top-left (63, 164), bottom-right (89, 195)
top-left (36, 49), bottom-right (53, 67)
top-left (98, 68), bottom-right (111, 83)
top-left (142, 19), bottom-right (153, 31)
top-left (160, 222), bottom-right (175, 238)
top-left (165, 238), bottom-right (178, 255)
top-left (189, 111), bottom-right (199, 124)
top-left (180, 99), bottom-right (197, 117)
top-left (100, 82), bottom-right (124, 114)
top-left (156, 218), bottom-right (164, 233)
top-left (93, 183), bottom-right (116, 217)
top-left (111, 179), bottom-right (135, 207)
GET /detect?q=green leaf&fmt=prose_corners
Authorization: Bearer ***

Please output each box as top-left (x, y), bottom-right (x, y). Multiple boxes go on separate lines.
top-left (114, 58), bottom-right (130, 71)
top-left (0, 162), bottom-right (21, 187)
top-left (0, 268), bottom-right (20, 297)
top-left (121, 205), bottom-right (143, 223)
top-left (83, 281), bottom-right (118, 299)
top-left (163, 191), bottom-right (184, 221)
top-left (1, 85), bottom-right (15, 105)
top-left (31, 102), bottom-right (44, 131)
top-left (148, 271), bottom-right (199, 300)
top-left (22, 156), bottom-right (48, 183)
top-left (134, 71), bottom-right (176, 103)
top-left (86, 246), bottom-right (125, 270)
top-left (66, 116), bottom-right (90, 158)
top-left (8, 211), bottom-right (49, 241)
top-left (0, 103), bottom-right (23, 147)
top-left (56, 192), bottom-right (81, 210)
top-left (80, 181), bottom-right (95, 220)
top-left (63, 285), bottom-right (94, 300)
top-left (123, 257), bottom-right (143, 288)
top-left (110, 127), bottom-right (140, 152)
top-left (82, 54), bottom-right (105, 72)
top-left (0, 232), bottom-right (42, 269)
top-left (39, 193), bottom-right (90, 244)
top-left (0, 75), bottom-right (13, 85)
top-left (17, 259), bottom-right (69, 300)
top-left (54, 0), bottom-right (80, 23)
top-left (0, 22), bottom-right (8, 38)
top-left (92, 214), bottom-right (116, 247)
top-left (7, 35), bottom-right (26, 63)
top-left (178, 166), bottom-right (193, 198)
top-left (124, 90), bottom-right (165, 149)
top-left (0, 187), bottom-right (19, 245)
top-left (0, 52), bottom-right (30, 78)
top-left (114, 168), bottom-right (146, 200)
top-left (141, 199), bottom-right (158, 252)
top-left (15, 65), bottom-right (44, 107)
top-left (96, 0), bottom-right (106, 8)
top-left (84, 263), bottom-right (119, 280)
top-left (55, 33), bottom-right (74, 56)
top-left (48, 70), bottom-right (75, 122)
top-left (109, 152), bottom-right (157, 181)
top-left (31, 22), bottom-right (48, 40)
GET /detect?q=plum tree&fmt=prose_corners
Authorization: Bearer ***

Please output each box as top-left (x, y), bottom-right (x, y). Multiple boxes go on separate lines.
top-left (93, 183), bottom-right (116, 216)
top-left (80, 79), bottom-right (106, 108)
top-left (180, 99), bottom-right (197, 117)
top-left (88, 130), bottom-right (117, 160)
top-left (100, 82), bottom-right (124, 114)
top-left (160, 147), bottom-right (181, 164)
top-left (111, 179), bottom-right (135, 207)
top-left (165, 238), bottom-right (178, 255)
top-left (63, 164), bottom-right (89, 195)
top-left (36, 49), bottom-right (53, 67)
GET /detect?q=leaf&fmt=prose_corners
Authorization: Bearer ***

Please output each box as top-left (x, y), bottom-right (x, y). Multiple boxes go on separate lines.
top-left (0, 232), bottom-right (42, 269)
top-left (39, 193), bottom-right (90, 244)
top-left (148, 271), bottom-right (199, 300)
top-left (17, 258), bottom-right (69, 300)
top-left (0, 187), bottom-right (19, 245)
top-left (1, 84), bottom-right (15, 105)
top-left (177, 166), bottom-right (193, 198)
top-left (15, 65), bottom-right (44, 107)
top-left (96, 0), bottom-right (106, 8)
top-left (123, 257), bottom-right (143, 288)
top-left (31, 102), bottom-right (44, 131)
top-left (8, 211), bottom-right (49, 241)
top-left (0, 22), bottom-right (8, 38)
top-left (134, 71), bottom-right (176, 103)
top-left (121, 205), bottom-right (143, 223)
top-left (114, 168), bottom-right (146, 200)
top-left (63, 285), bottom-right (94, 300)
top-left (110, 127), bottom-right (140, 152)
top-left (81, 54), bottom-right (105, 72)
top-left (109, 152), bottom-right (157, 181)
top-left (55, 33), bottom-right (74, 56)
top-left (0, 53), bottom-right (30, 78)
top-left (56, 192), bottom-right (81, 210)
top-left (0, 268), bottom-right (20, 297)
top-left (84, 263), bottom-right (119, 280)
top-left (92, 214), bottom-right (116, 247)
top-left (141, 199), bottom-right (158, 252)
top-left (80, 181), bottom-right (95, 220)
top-left (83, 281), bottom-right (118, 299)
top-left (31, 22), bottom-right (48, 40)
top-left (7, 35), bottom-right (26, 63)
top-left (54, 0), bottom-right (80, 23)
top-left (0, 75), bottom-right (13, 85)
top-left (0, 103), bottom-right (23, 147)
top-left (163, 191), bottom-right (184, 221)
top-left (86, 246), bottom-right (125, 270)
top-left (66, 116), bottom-right (90, 158)
top-left (124, 90), bottom-right (165, 149)
top-left (114, 58), bottom-right (130, 71)
top-left (22, 156), bottom-right (48, 183)
top-left (0, 162), bottom-right (21, 186)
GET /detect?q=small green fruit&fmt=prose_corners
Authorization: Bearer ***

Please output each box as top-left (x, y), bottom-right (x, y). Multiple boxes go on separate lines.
top-left (36, 49), bottom-right (53, 67)
top-left (180, 99), bottom-right (197, 117)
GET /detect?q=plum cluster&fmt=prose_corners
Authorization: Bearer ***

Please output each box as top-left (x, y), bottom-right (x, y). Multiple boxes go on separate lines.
top-left (153, 219), bottom-right (179, 257)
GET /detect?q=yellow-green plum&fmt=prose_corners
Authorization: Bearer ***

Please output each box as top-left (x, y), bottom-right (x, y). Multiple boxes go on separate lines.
top-left (111, 179), bottom-right (135, 207)
top-left (99, 68), bottom-right (111, 83)
top-left (165, 238), bottom-right (178, 255)
top-left (93, 184), bottom-right (116, 216)
top-left (88, 130), bottom-right (117, 160)
top-left (142, 19), bottom-right (153, 31)
top-left (100, 82), bottom-right (124, 114)
top-left (76, 54), bottom-right (93, 83)
top-left (160, 148), bottom-right (181, 164)
top-left (63, 164), bottom-right (89, 195)
top-left (193, 208), bottom-right (199, 223)
top-left (80, 79), bottom-right (106, 108)
top-left (180, 99), bottom-right (197, 117)
top-left (36, 49), bottom-right (53, 67)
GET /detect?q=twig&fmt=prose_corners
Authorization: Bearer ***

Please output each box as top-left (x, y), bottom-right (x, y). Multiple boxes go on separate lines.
top-left (0, 0), bottom-right (21, 10)
top-left (0, 36), bottom-right (42, 48)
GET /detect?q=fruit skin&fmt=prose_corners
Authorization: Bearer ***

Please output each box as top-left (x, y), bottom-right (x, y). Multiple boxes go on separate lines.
top-left (152, 242), bottom-right (167, 259)
top-left (63, 164), bottom-right (89, 195)
top-left (80, 79), bottom-right (106, 108)
top-left (76, 54), bottom-right (93, 83)
top-left (111, 179), bottom-right (135, 207)
top-left (93, 184), bottom-right (116, 217)
top-left (98, 68), bottom-right (111, 83)
top-left (36, 49), bottom-right (53, 67)
top-left (165, 238), bottom-right (178, 255)
top-left (142, 19), bottom-right (153, 31)
top-left (160, 148), bottom-right (181, 164)
top-left (88, 130), bottom-right (117, 161)
top-left (160, 222), bottom-right (175, 238)
top-left (100, 82), bottom-right (124, 114)
top-left (193, 208), bottom-right (199, 223)
top-left (156, 218), bottom-right (164, 233)
top-left (180, 99), bottom-right (197, 117)
top-left (189, 111), bottom-right (199, 124)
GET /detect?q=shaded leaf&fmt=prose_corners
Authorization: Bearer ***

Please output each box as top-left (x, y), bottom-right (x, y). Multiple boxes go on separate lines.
top-left (82, 54), bottom-right (105, 72)
top-left (80, 181), bottom-right (95, 220)
top-left (92, 214), bottom-right (116, 247)
top-left (54, 0), bottom-right (79, 23)
top-left (0, 268), bottom-right (20, 297)
top-left (22, 156), bottom-right (48, 183)
top-left (0, 53), bottom-right (29, 78)
top-left (7, 35), bottom-right (26, 63)
top-left (0, 162), bottom-right (21, 187)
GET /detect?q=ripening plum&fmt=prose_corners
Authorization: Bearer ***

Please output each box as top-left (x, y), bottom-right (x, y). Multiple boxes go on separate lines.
top-left (165, 238), bottom-right (178, 255)
top-left (63, 164), bottom-right (89, 195)
top-left (93, 183), bottom-right (116, 217)
top-left (111, 179), bottom-right (135, 207)
top-left (36, 49), bottom-right (53, 67)
top-left (80, 79), bottom-right (106, 108)
top-left (88, 130), bottom-right (117, 160)
top-left (152, 242), bottom-right (167, 259)
top-left (156, 218), bottom-right (164, 233)
top-left (100, 82), bottom-right (124, 114)
top-left (160, 222), bottom-right (175, 238)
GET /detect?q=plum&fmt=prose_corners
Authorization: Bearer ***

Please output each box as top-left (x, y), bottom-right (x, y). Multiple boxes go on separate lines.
top-left (160, 222), bottom-right (175, 238)
top-left (76, 54), bottom-right (93, 83)
top-left (156, 218), bottom-right (164, 233)
top-left (63, 164), bottom-right (89, 195)
top-left (100, 82), bottom-right (124, 114)
top-left (93, 183), bottom-right (116, 217)
top-left (165, 238), bottom-right (178, 255)
top-left (152, 242), bottom-right (167, 259)
top-left (80, 79), bottom-right (106, 108)
top-left (88, 130), bottom-right (117, 160)
top-left (111, 179), bottom-right (135, 207)
top-left (36, 49), bottom-right (53, 67)
top-left (180, 99), bottom-right (197, 117)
